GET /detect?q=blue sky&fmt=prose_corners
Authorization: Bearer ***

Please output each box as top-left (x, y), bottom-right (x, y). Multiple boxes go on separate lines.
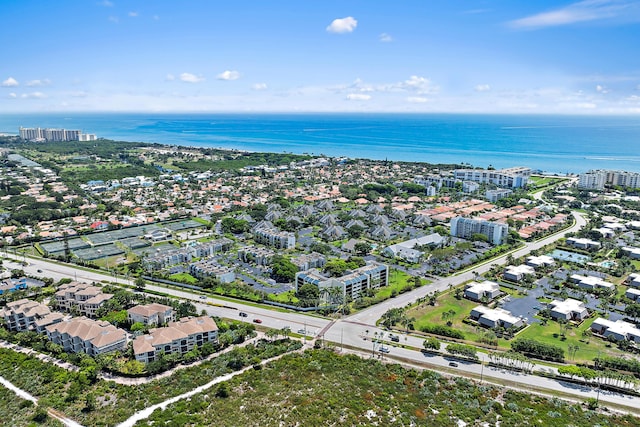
top-left (2, 0), bottom-right (640, 113)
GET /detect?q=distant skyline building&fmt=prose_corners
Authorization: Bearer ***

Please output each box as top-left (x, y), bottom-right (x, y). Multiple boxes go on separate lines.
top-left (450, 216), bottom-right (508, 245)
top-left (19, 127), bottom-right (97, 142)
top-left (453, 167), bottom-right (531, 188)
top-left (578, 169), bottom-right (640, 190)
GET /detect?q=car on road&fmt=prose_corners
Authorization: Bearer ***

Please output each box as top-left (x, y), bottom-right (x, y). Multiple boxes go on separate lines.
top-left (199, 295), bottom-right (207, 300)
top-left (379, 346), bottom-right (390, 353)
top-left (253, 318), bottom-right (262, 324)
top-left (239, 312), bottom-right (248, 317)
top-left (37, 269), bottom-right (42, 273)
top-left (297, 328), bottom-right (307, 334)
top-left (390, 334), bottom-right (400, 342)
top-left (449, 362), bottom-right (458, 367)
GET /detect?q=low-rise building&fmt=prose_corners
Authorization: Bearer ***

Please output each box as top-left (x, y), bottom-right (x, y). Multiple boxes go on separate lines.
top-left (503, 265), bottom-right (536, 282)
top-left (485, 188), bottom-right (513, 203)
top-left (45, 317), bottom-right (127, 356)
top-left (254, 227), bottom-right (295, 249)
top-left (382, 233), bottom-right (444, 263)
top-left (625, 288), bottom-right (640, 301)
top-left (0, 299), bottom-right (64, 332)
top-left (548, 298), bottom-right (589, 321)
top-left (591, 318), bottom-right (640, 343)
top-left (238, 246), bottom-right (275, 266)
top-left (189, 260), bottom-right (236, 283)
top-left (621, 247), bottom-right (640, 260)
top-left (291, 252), bottom-right (326, 271)
top-left (54, 282), bottom-right (113, 317)
top-left (566, 237), bottom-right (601, 250)
top-left (0, 277), bottom-right (45, 295)
top-left (627, 273), bottom-right (640, 288)
top-left (569, 274), bottom-right (615, 292)
top-left (470, 306), bottom-right (524, 330)
top-left (132, 316), bottom-right (219, 363)
top-left (463, 280), bottom-right (501, 302)
top-left (295, 261), bottom-right (389, 301)
top-left (525, 255), bottom-right (556, 269)
top-left (127, 303), bottom-right (175, 326)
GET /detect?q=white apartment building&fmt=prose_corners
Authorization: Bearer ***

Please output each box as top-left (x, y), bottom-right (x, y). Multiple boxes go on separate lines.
top-left (453, 167), bottom-right (531, 188)
top-left (295, 262), bottom-right (389, 301)
top-left (19, 127), bottom-right (96, 142)
top-left (450, 216), bottom-right (508, 245)
top-left (254, 227), bottom-right (296, 249)
top-left (578, 169), bottom-right (640, 190)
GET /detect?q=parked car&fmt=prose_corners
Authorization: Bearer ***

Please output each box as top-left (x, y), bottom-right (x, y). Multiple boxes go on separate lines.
top-left (253, 318), bottom-right (262, 324)
top-left (239, 312), bottom-right (248, 317)
top-left (379, 346), bottom-right (390, 353)
top-left (449, 362), bottom-right (458, 367)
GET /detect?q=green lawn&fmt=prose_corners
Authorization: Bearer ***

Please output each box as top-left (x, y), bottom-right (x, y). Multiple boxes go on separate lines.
top-left (516, 317), bottom-right (629, 363)
top-left (169, 272), bottom-right (198, 284)
top-left (375, 270), bottom-right (429, 299)
top-left (408, 292), bottom-right (482, 341)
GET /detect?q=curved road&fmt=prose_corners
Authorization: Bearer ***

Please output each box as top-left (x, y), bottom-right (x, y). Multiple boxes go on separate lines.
top-left (7, 212), bottom-right (639, 413)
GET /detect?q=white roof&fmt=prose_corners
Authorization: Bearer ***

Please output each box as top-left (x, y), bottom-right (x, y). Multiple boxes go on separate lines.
top-left (505, 265), bottom-right (535, 276)
top-left (466, 280), bottom-right (500, 294)
top-left (549, 298), bottom-right (587, 315)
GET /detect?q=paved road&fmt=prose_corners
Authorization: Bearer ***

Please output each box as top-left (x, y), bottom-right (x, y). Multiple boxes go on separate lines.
top-left (346, 211), bottom-right (586, 325)
top-left (8, 212), bottom-right (639, 412)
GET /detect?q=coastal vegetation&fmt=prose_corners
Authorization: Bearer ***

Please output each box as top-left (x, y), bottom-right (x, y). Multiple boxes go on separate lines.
top-left (135, 349), bottom-right (640, 426)
top-left (0, 339), bottom-right (301, 426)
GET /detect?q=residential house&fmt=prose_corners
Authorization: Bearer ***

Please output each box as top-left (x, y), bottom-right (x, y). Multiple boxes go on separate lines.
top-left (464, 280), bottom-right (501, 302)
top-left (591, 318), bottom-right (640, 343)
top-left (469, 306), bottom-right (524, 330)
top-left (548, 299), bottom-right (589, 322)
top-left (503, 265), bottom-right (536, 282)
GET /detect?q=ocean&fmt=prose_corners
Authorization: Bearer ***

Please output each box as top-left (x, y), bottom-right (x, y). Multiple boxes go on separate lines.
top-left (1, 113), bottom-right (639, 174)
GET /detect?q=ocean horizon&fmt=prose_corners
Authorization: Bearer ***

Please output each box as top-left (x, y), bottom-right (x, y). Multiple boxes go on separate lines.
top-left (1, 112), bottom-right (639, 174)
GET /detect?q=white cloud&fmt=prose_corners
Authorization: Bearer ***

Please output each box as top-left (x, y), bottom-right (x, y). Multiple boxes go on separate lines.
top-left (508, 0), bottom-right (639, 29)
top-left (180, 73), bottom-right (205, 83)
top-left (2, 77), bottom-right (19, 87)
top-left (596, 84), bottom-right (610, 93)
top-left (70, 91), bottom-right (88, 98)
top-left (21, 92), bottom-right (47, 99)
top-left (26, 79), bottom-right (51, 87)
top-left (326, 16), bottom-right (358, 34)
top-left (392, 75), bottom-right (437, 95)
top-left (8, 93), bottom-right (16, 99)
top-left (128, 11), bottom-right (138, 17)
top-left (217, 70), bottom-right (240, 81)
top-left (153, 15), bottom-right (160, 20)
top-left (407, 96), bottom-right (428, 103)
top-left (99, 0), bottom-right (113, 6)
top-left (379, 33), bottom-right (393, 42)
top-left (346, 93), bottom-right (371, 101)
top-left (475, 84), bottom-right (491, 92)
top-left (108, 16), bottom-right (119, 23)
top-left (165, 74), bottom-right (176, 81)
top-left (252, 83), bottom-right (268, 91)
